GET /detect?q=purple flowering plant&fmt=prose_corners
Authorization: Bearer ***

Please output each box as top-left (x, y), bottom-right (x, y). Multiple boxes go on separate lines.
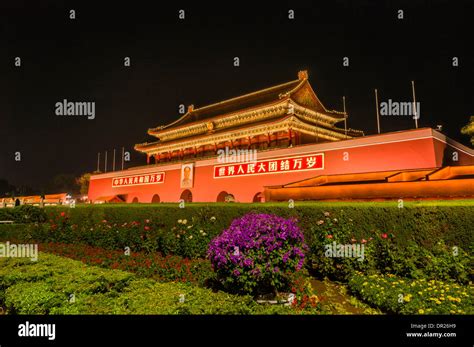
top-left (207, 213), bottom-right (308, 295)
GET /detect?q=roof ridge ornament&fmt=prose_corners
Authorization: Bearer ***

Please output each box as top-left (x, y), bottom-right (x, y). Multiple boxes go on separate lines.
top-left (188, 104), bottom-right (194, 113)
top-left (298, 70), bottom-right (308, 80)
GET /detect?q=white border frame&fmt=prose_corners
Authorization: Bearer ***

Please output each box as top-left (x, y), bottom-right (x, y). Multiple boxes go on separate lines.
top-left (213, 153), bottom-right (325, 179)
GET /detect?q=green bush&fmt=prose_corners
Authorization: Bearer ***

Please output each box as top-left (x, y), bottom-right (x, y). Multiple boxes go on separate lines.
top-left (0, 208), bottom-right (14, 221)
top-left (0, 224), bottom-right (28, 241)
top-left (2, 203), bottom-right (471, 254)
top-left (305, 211), bottom-right (472, 283)
top-left (0, 203), bottom-right (471, 285)
top-left (0, 205), bottom-right (47, 224)
top-left (38, 242), bottom-right (215, 287)
top-left (0, 251), bottom-right (306, 315)
top-left (306, 211), bottom-right (376, 281)
top-left (158, 217), bottom-right (215, 258)
top-left (371, 239), bottom-right (472, 283)
top-left (0, 250), bottom-right (134, 314)
top-left (11, 212), bottom-right (219, 259)
top-left (5, 282), bottom-right (64, 314)
top-left (62, 204), bottom-right (474, 246)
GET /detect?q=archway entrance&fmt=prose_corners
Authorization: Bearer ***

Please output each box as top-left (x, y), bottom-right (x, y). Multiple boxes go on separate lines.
top-left (131, 197), bottom-right (139, 203)
top-left (225, 194), bottom-right (235, 202)
top-left (151, 194), bottom-right (160, 203)
top-left (180, 189), bottom-right (193, 203)
top-left (253, 192), bottom-right (264, 203)
top-left (216, 191), bottom-right (228, 202)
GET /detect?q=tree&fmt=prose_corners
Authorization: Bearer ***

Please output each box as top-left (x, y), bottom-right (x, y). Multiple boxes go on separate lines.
top-left (48, 174), bottom-right (79, 195)
top-left (15, 185), bottom-right (38, 196)
top-left (76, 173), bottom-right (91, 196)
top-left (0, 179), bottom-right (15, 197)
top-left (461, 116), bottom-right (474, 145)
top-left (0, 179), bottom-right (10, 196)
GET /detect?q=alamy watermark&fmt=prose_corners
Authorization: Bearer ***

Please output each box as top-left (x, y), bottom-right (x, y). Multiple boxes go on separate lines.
top-left (0, 241), bottom-right (38, 261)
top-left (18, 321), bottom-right (55, 341)
top-left (380, 99), bottom-right (420, 119)
top-left (324, 241), bottom-right (365, 262)
top-left (217, 146), bottom-right (257, 164)
top-left (55, 99), bottom-right (95, 119)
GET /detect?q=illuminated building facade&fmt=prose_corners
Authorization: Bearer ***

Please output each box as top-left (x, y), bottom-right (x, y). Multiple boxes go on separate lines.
top-left (88, 71), bottom-right (474, 203)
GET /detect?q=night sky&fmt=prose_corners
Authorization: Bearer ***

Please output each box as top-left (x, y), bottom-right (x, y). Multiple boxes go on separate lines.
top-left (0, 0), bottom-right (472, 191)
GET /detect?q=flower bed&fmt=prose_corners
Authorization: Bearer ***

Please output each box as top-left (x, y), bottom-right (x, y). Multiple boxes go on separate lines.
top-left (348, 272), bottom-right (473, 314)
top-left (1, 203), bottom-right (471, 259)
top-left (20, 242), bottom-right (323, 312)
top-left (21, 214), bottom-right (217, 259)
top-left (0, 251), bottom-right (313, 315)
top-left (306, 211), bottom-right (472, 284)
top-left (38, 242), bottom-right (213, 286)
top-left (1, 204), bottom-right (471, 314)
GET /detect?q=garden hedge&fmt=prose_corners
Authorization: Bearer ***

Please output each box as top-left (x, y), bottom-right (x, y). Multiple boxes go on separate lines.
top-left (60, 203), bottom-right (474, 247)
top-left (0, 251), bottom-right (303, 315)
top-left (0, 203), bottom-right (472, 251)
top-left (0, 205), bottom-right (47, 223)
top-left (0, 203), bottom-right (472, 284)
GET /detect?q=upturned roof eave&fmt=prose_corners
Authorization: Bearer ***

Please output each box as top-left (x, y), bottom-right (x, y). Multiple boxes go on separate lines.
top-left (135, 114), bottom-right (357, 154)
top-left (147, 78), bottom-right (303, 136)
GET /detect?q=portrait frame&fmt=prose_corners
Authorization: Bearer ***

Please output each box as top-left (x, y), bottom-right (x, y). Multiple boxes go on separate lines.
top-left (180, 163), bottom-right (194, 188)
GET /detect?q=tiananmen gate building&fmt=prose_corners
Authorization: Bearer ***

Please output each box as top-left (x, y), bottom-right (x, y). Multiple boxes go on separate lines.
top-left (88, 71), bottom-right (474, 203)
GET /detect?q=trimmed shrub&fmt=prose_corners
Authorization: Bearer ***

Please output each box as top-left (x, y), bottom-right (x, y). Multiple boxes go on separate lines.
top-left (208, 213), bottom-right (307, 295)
top-left (31, 204), bottom-right (474, 253)
top-left (306, 211), bottom-right (472, 283)
top-left (0, 203), bottom-right (472, 284)
top-left (38, 242), bottom-right (214, 286)
top-left (159, 217), bottom-right (215, 258)
top-left (0, 205), bottom-right (46, 224)
top-left (0, 209), bottom-right (14, 222)
top-left (0, 251), bottom-right (307, 315)
top-left (5, 282), bottom-right (64, 314)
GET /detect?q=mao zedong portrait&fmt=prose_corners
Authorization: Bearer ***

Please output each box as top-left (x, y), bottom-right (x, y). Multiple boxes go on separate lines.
top-left (181, 165), bottom-right (193, 188)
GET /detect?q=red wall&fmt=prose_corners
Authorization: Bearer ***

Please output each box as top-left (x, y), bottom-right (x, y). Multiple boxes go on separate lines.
top-left (88, 128), bottom-right (474, 203)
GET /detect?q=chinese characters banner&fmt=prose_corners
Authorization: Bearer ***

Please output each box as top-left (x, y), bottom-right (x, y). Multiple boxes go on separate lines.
top-left (213, 153), bottom-right (324, 178)
top-left (112, 172), bottom-right (165, 187)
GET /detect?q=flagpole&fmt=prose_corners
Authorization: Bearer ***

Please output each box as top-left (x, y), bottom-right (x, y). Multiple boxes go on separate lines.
top-left (104, 151), bottom-right (108, 173)
top-left (121, 147), bottom-right (125, 170)
top-left (343, 96), bottom-right (347, 138)
top-left (113, 149), bottom-right (116, 171)
top-left (411, 81), bottom-right (418, 129)
top-left (375, 89), bottom-right (381, 134)
top-left (97, 152), bottom-right (100, 172)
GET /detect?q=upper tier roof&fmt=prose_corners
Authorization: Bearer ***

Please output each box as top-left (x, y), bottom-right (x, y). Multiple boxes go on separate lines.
top-left (148, 70), bottom-right (346, 136)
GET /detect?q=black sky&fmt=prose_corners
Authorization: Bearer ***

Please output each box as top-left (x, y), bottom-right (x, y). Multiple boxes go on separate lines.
top-left (0, 0), bottom-right (472, 190)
